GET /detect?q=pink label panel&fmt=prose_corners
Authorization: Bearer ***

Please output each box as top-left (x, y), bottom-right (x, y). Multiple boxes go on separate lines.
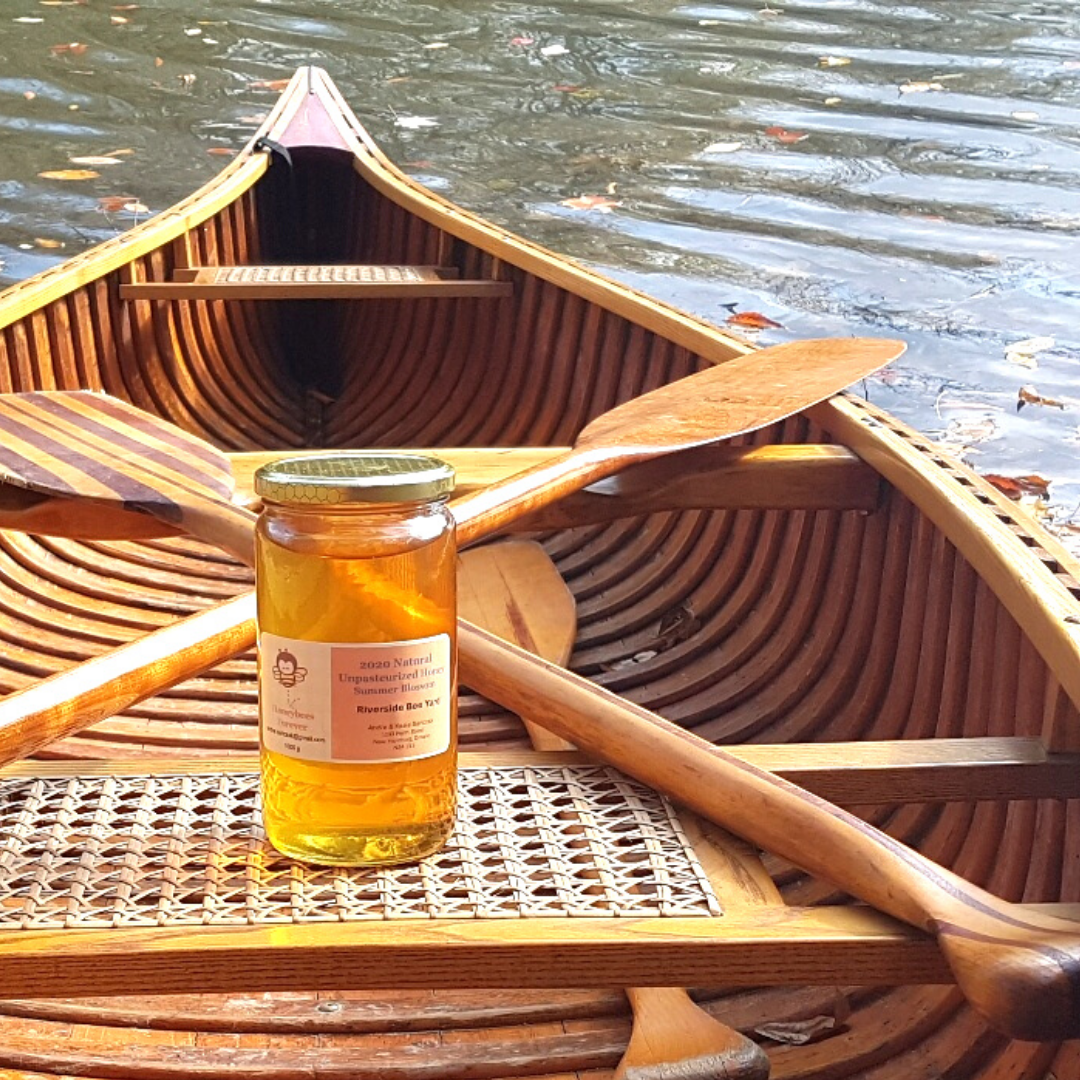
top-left (259, 632), bottom-right (451, 763)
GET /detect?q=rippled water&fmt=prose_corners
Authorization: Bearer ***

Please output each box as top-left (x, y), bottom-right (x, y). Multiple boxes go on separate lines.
top-left (2, 1), bottom-right (1080, 527)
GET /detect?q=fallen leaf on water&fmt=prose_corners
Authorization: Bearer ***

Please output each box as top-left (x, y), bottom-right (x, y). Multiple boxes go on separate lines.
top-left (726, 310), bottom-right (783, 330)
top-left (206, 147), bottom-right (236, 156)
top-left (112, 4), bottom-right (140, 9)
top-left (154, 56), bottom-right (163, 66)
top-left (69, 155), bottom-right (124, 166)
top-left (33, 238), bottom-right (65, 249)
top-left (510, 35), bottom-right (534, 46)
top-left (178, 73), bottom-right (196, 87)
top-left (941, 415), bottom-right (998, 448)
top-left (102, 148), bottom-right (134, 156)
top-left (23, 90), bottom-right (36, 100)
top-left (249, 78), bottom-right (289, 90)
top-left (236, 114), bottom-right (267, 124)
top-left (899, 80), bottom-right (944, 93)
top-left (1018, 385), bottom-right (1066, 411)
top-left (110, 15), bottom-right (128, 24)
top-left (39, 168), bottom-right (99, 180)
top-left (983, 474), bottom-right (1050, 499)
top-left (123, 200), bottom-right (149, 214)
top-left (702, 141), bottom-right (743, 154)
top-left (560, 194), bottom-right (621, 212)
top-left (98, 194), bottom-right (135, 212)
top-left (765, 125), bottom-right (808, 144)
top-left (818, 55), bottom-right (851, 67)
top-left (50, 41), bottom-right (88, 54)
top-left (1005, 335), bottom-right (1054, 368)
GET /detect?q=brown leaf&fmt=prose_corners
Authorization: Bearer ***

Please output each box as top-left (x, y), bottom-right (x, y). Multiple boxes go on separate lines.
top-left (726, 310), bottom-right (783, 330)
top-left (33, 238), bottom-right (65, 249)
top-left (23, 91), bottom-right (36, 101)
top-left (560, 194), bottom-right (621, 212)
top-left (49, 41), bottom-right (88, 55)
top-left (154, 56), bottom-right (164, 66)
top-left (756, 1014), bottom-right (843, 1045)
top-left (1017, 385), bottom-right (1066, 411)
top-left (249, 78), bottom-right (290, 91)
top-left (97, 194), bottom-right (136, 212)
top-left (654, 604), bottom-right (700, 650)
top-left (69, 155), bottom-right (124, 166)
top-left (38, 168), bottom-right (99, 180)
top-left (206, 147), bottom-right (236, 157)
top-left (765, 125), bottom-right (808, 144)
top-left (983, 474), bottom-right (1051, 499)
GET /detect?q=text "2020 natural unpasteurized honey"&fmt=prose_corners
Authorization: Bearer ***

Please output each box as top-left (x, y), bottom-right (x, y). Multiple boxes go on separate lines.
top-left (254, 453), bottom-right (457, 866)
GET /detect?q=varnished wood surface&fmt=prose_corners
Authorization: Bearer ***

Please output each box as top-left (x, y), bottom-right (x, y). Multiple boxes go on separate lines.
top-left (461, 541), bottom-right (769, 1079)
top-left (0, 61), bottom-right (1076, 1080)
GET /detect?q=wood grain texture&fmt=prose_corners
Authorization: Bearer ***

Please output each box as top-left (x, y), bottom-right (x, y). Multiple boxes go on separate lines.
top-left (460, 541), bottom-right (770, 1080)
top-left (457, 620), bottom-right (1080, 1042)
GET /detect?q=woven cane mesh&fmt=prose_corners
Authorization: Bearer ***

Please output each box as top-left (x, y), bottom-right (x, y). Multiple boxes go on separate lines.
top-left (213, 265), bottom-right (431, 284)
top-left (0, 766), bottom-right (720, 928)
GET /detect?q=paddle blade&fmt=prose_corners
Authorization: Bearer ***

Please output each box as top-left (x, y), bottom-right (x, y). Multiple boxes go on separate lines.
top-left (0, 391), bottom-right (236, 525)
top-left (458, 540), bottom-right (577, 752)
top-left (577, 337), bottom-right (904, 455)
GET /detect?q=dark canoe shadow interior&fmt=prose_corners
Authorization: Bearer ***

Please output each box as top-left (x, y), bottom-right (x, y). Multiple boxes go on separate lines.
top-left (0, 89), bottom-right (1077, 1080)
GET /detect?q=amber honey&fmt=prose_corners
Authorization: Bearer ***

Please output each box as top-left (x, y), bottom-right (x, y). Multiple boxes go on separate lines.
top-left (254, 453), bottom-right (457, 866)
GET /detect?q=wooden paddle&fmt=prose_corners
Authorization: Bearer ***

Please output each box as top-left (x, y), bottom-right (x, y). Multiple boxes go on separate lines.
top-left (0, 338), bottom-right (900, 552)
top-left (459, 541), bottom-right (771, 1080)
top-left (457, 620), bottom-right (1080, 1044)
top-left (0, 335), bottom-right (900, 762)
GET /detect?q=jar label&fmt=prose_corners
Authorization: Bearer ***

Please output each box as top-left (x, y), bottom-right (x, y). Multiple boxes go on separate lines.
top-left (259, 632), bottom-right (452, 763)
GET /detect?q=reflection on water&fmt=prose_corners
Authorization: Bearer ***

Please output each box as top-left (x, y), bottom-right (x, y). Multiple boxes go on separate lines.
top-left (1, 0), bottom-right (1080, 526)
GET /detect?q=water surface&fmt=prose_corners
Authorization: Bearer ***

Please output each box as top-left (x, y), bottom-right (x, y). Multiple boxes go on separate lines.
top-left (2, 0), bottom-right (1079, 534)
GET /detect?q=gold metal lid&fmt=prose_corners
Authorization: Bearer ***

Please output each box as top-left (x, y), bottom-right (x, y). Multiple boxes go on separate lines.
top-left (254, 452), bottom-right (455, 506)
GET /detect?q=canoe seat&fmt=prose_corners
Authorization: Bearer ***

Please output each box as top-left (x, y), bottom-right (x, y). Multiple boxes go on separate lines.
top-left (118, 264), bottom-right (513, 301)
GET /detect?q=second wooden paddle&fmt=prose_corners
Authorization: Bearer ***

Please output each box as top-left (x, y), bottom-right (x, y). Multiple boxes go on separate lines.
top-left (457, 620), bottom-right (1080, 1044)
top-left (459, 541), bottom-right (771, 1080)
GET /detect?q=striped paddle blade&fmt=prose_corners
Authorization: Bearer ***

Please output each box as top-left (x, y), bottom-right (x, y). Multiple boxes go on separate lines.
top-left (0, 392), bottom-right (256, 562)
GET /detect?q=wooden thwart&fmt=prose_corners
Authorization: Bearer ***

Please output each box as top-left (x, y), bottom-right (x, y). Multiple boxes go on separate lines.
top-left (118, 264), bottom-right (513, 300)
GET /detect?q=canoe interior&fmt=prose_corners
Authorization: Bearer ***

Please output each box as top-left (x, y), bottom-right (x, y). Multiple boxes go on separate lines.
top-left (0, 71), bottom-right (1077, 1079)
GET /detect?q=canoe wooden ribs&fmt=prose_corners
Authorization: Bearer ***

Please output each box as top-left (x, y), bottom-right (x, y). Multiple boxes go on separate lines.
top-left (119, 263), bottom-right (513, 301)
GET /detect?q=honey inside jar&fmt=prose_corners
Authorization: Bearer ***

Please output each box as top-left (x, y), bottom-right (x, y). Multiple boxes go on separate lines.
top-left (254, 454), bottom-right (457, 866)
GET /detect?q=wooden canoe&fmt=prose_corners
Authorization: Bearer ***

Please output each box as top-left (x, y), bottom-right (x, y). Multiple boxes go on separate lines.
top-left (0, 65), bottom-right (1077, 1078)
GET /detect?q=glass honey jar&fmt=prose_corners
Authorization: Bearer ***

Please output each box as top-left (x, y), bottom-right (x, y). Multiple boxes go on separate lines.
top-left (253, 452), bottom-right (457, 866)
